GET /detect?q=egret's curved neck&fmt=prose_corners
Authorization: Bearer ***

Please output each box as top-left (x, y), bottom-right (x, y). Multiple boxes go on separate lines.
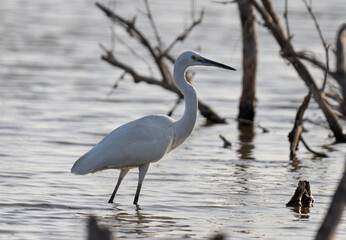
top-left (172, 61), bottom-right (198, 149)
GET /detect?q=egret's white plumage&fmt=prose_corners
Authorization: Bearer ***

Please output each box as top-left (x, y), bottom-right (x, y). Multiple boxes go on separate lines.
top-left (71, 51), bottom-right (235, 204)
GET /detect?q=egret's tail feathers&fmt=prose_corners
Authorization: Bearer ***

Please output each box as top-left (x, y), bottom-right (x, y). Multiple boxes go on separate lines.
top-left (71, 162), bottom-right (87, 175)
top-left (71, 154), bottom-right (95, 175)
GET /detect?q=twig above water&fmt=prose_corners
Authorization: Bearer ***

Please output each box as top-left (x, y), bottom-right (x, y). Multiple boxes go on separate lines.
top-left (219, 134), bottom-right (232, 148)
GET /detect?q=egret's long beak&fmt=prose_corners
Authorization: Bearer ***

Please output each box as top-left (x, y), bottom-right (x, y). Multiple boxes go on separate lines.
top-left (200, 57), bottom-right (236, 71)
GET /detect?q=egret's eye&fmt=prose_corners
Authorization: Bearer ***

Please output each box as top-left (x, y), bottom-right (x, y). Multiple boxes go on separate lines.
top-left (191, 55), bottom-right (198, 62)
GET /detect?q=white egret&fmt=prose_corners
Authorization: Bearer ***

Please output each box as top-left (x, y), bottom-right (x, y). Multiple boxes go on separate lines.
top-left (71, 51), bottom-right (235, 204)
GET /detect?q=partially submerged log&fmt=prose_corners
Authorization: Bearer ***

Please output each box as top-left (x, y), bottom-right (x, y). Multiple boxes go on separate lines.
top-left (286, 180), bottom-right (314, 207)
top-left (237, 2), bottom-right (258, 122)
top-left (315, 166), bottom-right (346, 240)
top-left (88, 216), bottom-right (113, 240)
top-left (288, 91), bottom-right (327, 159)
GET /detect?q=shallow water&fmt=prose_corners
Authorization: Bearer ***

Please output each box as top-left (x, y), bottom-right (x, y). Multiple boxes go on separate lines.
top-left (1, 0), bottom-right (345, 239)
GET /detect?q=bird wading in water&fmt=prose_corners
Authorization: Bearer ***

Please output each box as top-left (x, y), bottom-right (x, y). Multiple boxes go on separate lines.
top-left (71, 51), bottom-right (235, 204)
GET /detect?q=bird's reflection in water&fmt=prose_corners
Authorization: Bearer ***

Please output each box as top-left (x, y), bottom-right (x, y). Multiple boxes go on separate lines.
top-left (101, 204), bottom-right (193, 238)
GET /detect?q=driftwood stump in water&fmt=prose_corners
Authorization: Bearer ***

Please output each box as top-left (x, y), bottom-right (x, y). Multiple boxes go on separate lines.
top-left (88, 216), bottom-right (113, 240)
top-left (286, 180), bottom-right (314, 207)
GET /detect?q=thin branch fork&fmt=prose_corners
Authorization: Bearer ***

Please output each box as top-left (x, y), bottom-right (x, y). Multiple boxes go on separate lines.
top-left (282, 51), bottom-right (338, 80)
top-left (288, 91), bottom-right (311, 159)
top-left (101, 49), bottom-right (181, 95)
top-left (282, 0), bottom-right (344, 113)
top-left (143, 0), bottom-right (162, 48)
top-left (95, 2), bottom-right (174, 86)
top-left (95, 1), bottom-right (226, 123)
top-left (287, 91), bottom-right (326, 159)
top-left (100, 42), bottom-right (226, 123)
top-left (162, 9), bottom-right (205, 57)
top-left (96, 1), bottom-right (227, 123)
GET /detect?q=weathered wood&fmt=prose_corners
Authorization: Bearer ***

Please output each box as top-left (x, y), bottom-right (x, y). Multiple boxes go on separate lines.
top-left (288, 91), bottom-right (311, 159)
top-left (315, 167), bottom-right (346, 240)
top-left (219, 134), bottom-right (232, 148)
top-left (335, 24), bottom-right (346, 115)
top-left (102, 51), bottom-right (226, 123)
top-left (250, 0), bottom-right (346, 142)
top-left (96, 2), bottom-right (226, 124)
top-left (237, 2), bottom-right (258, 122)
top-left (286, 180), bottom-right (314, 207)
top-left (287, 91), bottom-right (326, 158)
top-left (211, 233), bottom-right (226, 240)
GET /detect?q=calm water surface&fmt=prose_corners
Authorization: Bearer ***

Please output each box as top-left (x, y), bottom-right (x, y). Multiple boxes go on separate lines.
top-left (1, 0), bottom-right (345, 239)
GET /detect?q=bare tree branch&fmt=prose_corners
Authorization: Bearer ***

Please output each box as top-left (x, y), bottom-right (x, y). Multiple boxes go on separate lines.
top-left (288, 91), bottom-right (311, 159)
top-left (301, 0), bottom-right (330, 91)
top-left (96, 2), bottom-right (226, 124)
top-left (95, 2), bottom-right (173, 86)
top-left (315, 163), bottom-right (346, 240)
top-left (101, 50), bottom-right (179, 94)
top-left (302, 0), bottom-right (327, 49)
top-left (167, 97), bottom-right (182, 116)
top-left (162, 9), bottom-right (205, 57)
top-left (250, 0), bottom-right (346, 142)
top-left (283, 0), bottom-right (291, 41)
top-left (283, 51), bottom-right (338, 80)
top-left (144, 0), bottom-right (162, 48)
top-left (300, 135), bottom-right (327, 158)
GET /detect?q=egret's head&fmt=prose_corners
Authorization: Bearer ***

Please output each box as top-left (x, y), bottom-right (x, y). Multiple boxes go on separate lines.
top-left (177, 51), bottom-right (236, 71)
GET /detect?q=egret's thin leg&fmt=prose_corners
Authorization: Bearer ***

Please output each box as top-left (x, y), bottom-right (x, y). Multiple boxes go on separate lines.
top-left (108, 168), bottom-right (130, 203)
top-left (133, 163), bottom-right (150, 205)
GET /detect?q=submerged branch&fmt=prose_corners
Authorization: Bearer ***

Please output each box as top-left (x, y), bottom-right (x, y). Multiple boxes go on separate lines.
top-left (315, 165), bottom-right (346, 240)
top-left (288, 91), bottom-right (311, 159)
top-left (286, 180), bottom-right (314, 207)
top-left (300, 136), bottom-right (327, 158)
top-left (100, 45), bottom-right (226, 123)
top-left (219, 134), bottom-right (232, 148)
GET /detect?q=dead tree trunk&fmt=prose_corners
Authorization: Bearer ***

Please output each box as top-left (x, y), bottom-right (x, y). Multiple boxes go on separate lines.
top-left (315, 166), bottom-right (346, 240)
top-left (250, 0), bottom-right (346, 142)
top-left (336, 24), bottom-right (346, 115)
top-left (237, 2), bottom-right (258, 123)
